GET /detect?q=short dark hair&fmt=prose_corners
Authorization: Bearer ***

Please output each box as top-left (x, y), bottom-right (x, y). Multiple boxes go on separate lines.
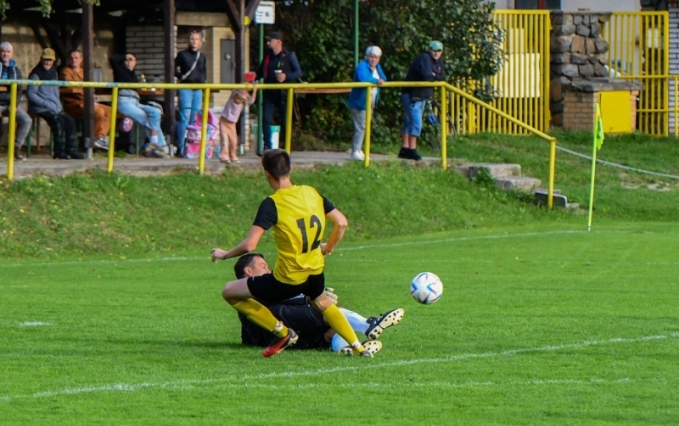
top-left (262, 149), bottom-right (291, 180)
top-left (234, 253), bottom-right (265, 279)
top-left (67, 49), bottom-right (81, 56)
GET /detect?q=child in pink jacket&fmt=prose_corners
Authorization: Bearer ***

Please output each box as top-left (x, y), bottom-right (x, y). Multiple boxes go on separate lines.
top-left (219, 83), bottom-right (257, 163)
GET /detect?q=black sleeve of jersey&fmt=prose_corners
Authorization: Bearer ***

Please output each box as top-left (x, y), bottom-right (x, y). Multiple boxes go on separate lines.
top-left (253, 197), bottom-right (277, 230)
top-left (322, 196), bottom-right (335, 214)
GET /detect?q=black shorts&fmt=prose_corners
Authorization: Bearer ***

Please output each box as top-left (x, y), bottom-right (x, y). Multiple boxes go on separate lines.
top-left (239, 302), bottom-right (328, 350)
top-left (247, 272), bottom-right (325, 305)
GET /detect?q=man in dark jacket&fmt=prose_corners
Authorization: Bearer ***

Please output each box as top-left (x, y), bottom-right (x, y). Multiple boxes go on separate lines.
top-left (255, 31), bottom-right (302, 153)
top-left (26, 48), bottom-right (85, 160)
top-left (400, 41), bottom-right (445, 161)
top-left (0, 42), bottom-right (32, 161)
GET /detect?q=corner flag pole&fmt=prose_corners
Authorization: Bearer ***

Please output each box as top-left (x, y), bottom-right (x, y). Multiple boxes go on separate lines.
top-left (587, 103), bottom-right (604, 232)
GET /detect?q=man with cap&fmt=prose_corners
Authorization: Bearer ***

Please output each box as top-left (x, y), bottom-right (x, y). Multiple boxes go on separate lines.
top-left (27, 48), bottom-right (85, 160)
top-left (255, 31), bottom-right (302, 154)
top-left (400, 40), bottom-right (445, 161)
top-left (0, 41), bottom-right (31, 161)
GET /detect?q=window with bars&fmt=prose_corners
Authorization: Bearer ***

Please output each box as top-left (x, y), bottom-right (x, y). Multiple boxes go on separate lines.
top-left (515, 0), bottom-right (561, 9)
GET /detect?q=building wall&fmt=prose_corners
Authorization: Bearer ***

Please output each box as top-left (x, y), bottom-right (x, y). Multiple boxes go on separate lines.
top-left (563, 0), bottom-right (640, 12)
top-left (125, 25), bottom-right (169, 83)
top-left (495, 0), bottom-right (640, 11)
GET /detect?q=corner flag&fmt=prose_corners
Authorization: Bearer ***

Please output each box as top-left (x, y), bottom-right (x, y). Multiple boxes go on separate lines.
top-left (588, 103), bottom-right (605, 231)
top-left (594, 103), bottom-right (605, 150)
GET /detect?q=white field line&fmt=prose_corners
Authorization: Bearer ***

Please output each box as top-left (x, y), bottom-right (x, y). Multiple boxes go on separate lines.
top-left (17, 322), bottom-right (52, 327)
top-left (206, 376), bottom-right (678, 391)
top-left (2, 332), bottom-right (677, 403)
top-left (0, 230), bottom-right (590, 269)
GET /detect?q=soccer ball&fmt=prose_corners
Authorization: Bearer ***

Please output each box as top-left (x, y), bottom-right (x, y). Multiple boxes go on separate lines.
top-left (410, 272), bottom-right (443, 304)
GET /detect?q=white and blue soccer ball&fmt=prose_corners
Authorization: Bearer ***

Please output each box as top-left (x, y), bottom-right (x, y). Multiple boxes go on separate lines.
top-left (410, 272), bottom-right (443, 304)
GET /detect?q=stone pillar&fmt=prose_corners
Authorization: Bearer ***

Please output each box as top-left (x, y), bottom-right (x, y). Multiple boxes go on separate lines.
top-left (550, 11), bottom-right (611, 127)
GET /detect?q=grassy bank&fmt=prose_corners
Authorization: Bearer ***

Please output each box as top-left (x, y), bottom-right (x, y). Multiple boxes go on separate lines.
top-left (0, 161), bottom-right (573, 259)
top-left (2, 131), bottom-right (678, 259)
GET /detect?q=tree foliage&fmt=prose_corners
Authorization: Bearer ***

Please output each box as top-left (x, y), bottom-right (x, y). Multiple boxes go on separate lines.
top-left (275, 0), bottom-right (503, 144)
top-left (0, 0), bottom-right (100, 20)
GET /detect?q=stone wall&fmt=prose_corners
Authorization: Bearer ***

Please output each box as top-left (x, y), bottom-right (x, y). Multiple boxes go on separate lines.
top-left (550, 11), bottom-right (611, 127)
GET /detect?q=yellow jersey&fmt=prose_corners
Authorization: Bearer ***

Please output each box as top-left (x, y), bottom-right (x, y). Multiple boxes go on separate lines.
top-left (253, 185), bottom-right (335, 284)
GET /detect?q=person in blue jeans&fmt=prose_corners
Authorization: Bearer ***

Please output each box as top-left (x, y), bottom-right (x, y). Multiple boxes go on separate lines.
top-left (175, 30), bottom-right (207, 156)
top-left (400, 40), bottom-right (445, 161)
top-left (255, 31), bottom-right (302, 154)
top-left (109, 53), bottom-right (168, 157)
top-left (347, 46), bottom-right (387, 161)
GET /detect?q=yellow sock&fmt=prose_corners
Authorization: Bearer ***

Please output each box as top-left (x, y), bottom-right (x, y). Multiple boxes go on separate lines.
top-left (322, 304), bottom-right (363, 351)
top-left (232, 299), bottom-right (288, 337)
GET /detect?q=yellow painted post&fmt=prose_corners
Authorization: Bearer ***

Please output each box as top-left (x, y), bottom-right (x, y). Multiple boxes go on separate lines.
top-left (364, 83), bottom-right (372, 167)
top-left (285, 87), bottom-right (294, 153)
top-left (467, 101), bottom-right (475, 134)
top-left (543, 11), bottom-right (551, 131)
top-left (548, 139), bottom-right (556, 209)
top-left (664, 12), bottom-right (670, 136)
top-left (198, 88), bottom-right (210, 175)
top-left (440, 86), bottom-right (447, 170)
top-left (7, 84), bottom-right (17, 180)
top-left (107, 87), bottom-right (119, 173)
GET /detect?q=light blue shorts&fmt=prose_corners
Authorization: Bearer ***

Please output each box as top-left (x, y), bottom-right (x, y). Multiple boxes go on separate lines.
top-left (401, 92), bottom-right (425, 137)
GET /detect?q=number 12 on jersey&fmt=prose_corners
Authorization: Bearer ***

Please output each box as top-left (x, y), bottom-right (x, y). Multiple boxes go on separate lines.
top-left (296, 215), bottom-right (322, 253)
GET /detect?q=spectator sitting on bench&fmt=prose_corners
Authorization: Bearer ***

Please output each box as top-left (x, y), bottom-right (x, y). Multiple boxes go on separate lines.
top-left (0, 41), bottom-right (31, 161)
top-left (109, 52), bottom-right (168, 158)
top-left (27, 48), bottom-right (85, 160)
top-left (59, 49), bottom-right (112, 152)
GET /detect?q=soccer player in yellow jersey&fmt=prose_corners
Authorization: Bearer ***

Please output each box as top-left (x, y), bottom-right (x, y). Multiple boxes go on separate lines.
top-left (211, 149), bottom-right (372, 357)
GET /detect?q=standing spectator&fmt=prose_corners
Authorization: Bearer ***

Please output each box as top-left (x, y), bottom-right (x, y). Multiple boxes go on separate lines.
top-left (26, 48), bottom-right (85, 160)
top-left (109, 53), bottom-right (168, 157)
top-left (255, 31), bottom-right (302, 153)
top-left (175, 30), bottom-right (207, 157)
top-left (59, 49), bottom-right (112, 151)
top-left (0, 41), bottom-right (31, 161)
top-left (219, 83), bottom-right (257, 163)
top-left (347, 46), bottom-right (387, 161)
top-left (400, 40), bottom-right (445, 161)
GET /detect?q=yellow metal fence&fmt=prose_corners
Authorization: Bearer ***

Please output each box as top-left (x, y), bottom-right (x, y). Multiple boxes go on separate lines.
top-left (603, 11), bottom-right (669, 136)
top-left (487, 10), bottom-right (551, 135)
top-left (451, 10), bottom-right (551, 136)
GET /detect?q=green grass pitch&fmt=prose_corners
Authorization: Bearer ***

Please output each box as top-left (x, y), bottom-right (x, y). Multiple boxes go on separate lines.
top-left (2, 223), bottom-right (678, 425)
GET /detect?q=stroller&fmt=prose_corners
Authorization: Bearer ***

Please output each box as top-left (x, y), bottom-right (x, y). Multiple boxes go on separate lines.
top-left (183, 109), bottom-right (219, 159)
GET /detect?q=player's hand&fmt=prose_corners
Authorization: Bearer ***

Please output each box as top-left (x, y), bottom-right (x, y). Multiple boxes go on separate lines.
top-left (324, 287), bottom-right (338, 305)
top-left (211, 248), bottom-right (228, 262)
top-left (320, 243), bottom-right (331, 256)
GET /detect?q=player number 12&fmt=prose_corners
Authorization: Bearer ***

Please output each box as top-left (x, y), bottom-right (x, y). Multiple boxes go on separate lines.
top-left (296, 215), bottom-right (322, 253)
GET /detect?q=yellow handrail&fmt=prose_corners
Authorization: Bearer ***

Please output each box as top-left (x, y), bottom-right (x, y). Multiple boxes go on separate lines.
top-left (2, 79), bottom-right (557, 207)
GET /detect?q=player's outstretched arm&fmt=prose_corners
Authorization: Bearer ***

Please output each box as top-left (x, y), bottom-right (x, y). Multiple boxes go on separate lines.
top-left (322, 209), bottom-right (348, 256)
top-left (211, 226), bottom-right (266, 262)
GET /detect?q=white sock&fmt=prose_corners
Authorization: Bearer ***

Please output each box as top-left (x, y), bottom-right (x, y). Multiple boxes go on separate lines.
top-left (149, 135), bottom-right (159, 144)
